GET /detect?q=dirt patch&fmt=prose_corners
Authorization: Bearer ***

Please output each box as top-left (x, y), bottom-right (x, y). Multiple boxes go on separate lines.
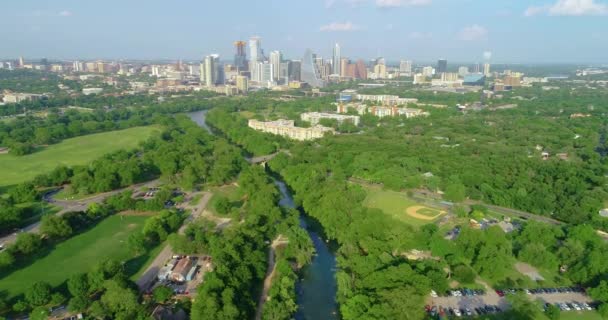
top-left (118, 210), bottom-right (156, 216)
top-left (127, 223), bottom-right (137, 229)
top-left (406, 205), bottom-right (446, 221)
top-left (515, 262), bottom-right (545, 281)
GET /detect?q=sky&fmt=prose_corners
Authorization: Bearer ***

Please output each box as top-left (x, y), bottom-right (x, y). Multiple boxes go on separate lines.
top-left (0, 0), bottom-right (607, 63)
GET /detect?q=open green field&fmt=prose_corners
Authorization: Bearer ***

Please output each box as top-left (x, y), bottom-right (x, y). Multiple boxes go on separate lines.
top-left (207, 184), bottom-right (242, 216)
top-left (361, 185), bottom-right (442, 226)
top-left (0, 126), bottom-right (160, 187)
top-left (0, 215), bottom-right (155, 299)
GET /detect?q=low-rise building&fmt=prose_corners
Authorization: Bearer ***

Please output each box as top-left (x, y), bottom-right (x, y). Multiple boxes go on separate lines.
top-left (171, 258), bottom-right (194, 283)
top-left (2, 92), bottom-right (46, 104)
top-left (82, 88), bottom-right (103, 95)
top-left (355, 94), bottom-right (418, 106)
top-left (300, 112), bottom-right (360, 126)
top-left (248, 119), bottom-right (334, 141)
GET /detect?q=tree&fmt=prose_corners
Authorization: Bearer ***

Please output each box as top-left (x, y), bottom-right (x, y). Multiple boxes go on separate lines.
top-left (214, 197), bottom-right (232, 215)
top-left (67, 273), bottom-right (89, 297)
top-left (152, 286), bottom-right (174, 304)
top-left (25, 281), bottom-right (52, 306)
top-left (590, 280), bottom-right (608, 302)
top-left (14, 232), bottom-right (42, 255)
top-left (29, 306), bottom-right (49, 320)
top-left (68, 296), bottom-right (90, 313)
top-left (545, 303), bottom-right (561, 320)
top-left (453, 265), bottom-right (476, 284)
top-left (127, 233), bottom-right (147, 255)
top-left (40, 215), bottom-right (73, 238)
top-left (0, 251), bottom-right (15, 269)
top-left (444, 182), bottom-right (466, 202)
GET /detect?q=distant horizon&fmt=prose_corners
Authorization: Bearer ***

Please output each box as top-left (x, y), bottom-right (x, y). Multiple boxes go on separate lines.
top-left (2, 56), bottom-right (606, 67)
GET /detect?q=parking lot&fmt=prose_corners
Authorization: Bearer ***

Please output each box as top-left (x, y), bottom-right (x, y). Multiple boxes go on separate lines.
top-left (429, 287), bottom-right (594, 317)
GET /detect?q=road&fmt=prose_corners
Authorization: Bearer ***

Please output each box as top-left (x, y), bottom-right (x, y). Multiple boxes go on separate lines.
top-left (136, 192), bottom-right (212, 292)
top-left (0, 179), bottom-right (159, 247)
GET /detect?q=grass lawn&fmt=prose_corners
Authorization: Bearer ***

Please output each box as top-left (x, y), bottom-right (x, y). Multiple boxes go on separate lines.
top-left (361, 184), bottom-right (439, 227)
top-left (0, 215), bottom-right (154, 299)
top-left (206, 184), bottom-right (242, 216)
top-left (0, 126), bottom-right (160, 188)
top-left (558, 311), bottom-right (604, 320)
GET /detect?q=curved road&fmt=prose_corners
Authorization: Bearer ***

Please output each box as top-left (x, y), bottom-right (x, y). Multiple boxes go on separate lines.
top-left (0, 180), bottom-right (159, 247)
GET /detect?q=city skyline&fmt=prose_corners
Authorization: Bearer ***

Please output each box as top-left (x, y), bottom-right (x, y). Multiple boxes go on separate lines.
top-left (0, 0), bottom-right (607, 63)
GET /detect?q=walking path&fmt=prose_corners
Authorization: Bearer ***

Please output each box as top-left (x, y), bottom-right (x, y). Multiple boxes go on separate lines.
top-left (255, 235), bottom-right (289, 320)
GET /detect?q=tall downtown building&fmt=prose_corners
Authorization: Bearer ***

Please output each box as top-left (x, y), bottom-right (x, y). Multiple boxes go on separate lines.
top-left (437, 59), bottom-right (447, 74)
top-left (332, 43), bottom-right (341, 75)
top-left (234, 41), bottom-right (247, 71)
top-left (249, 36), bottom-right (263, 81)
top-left (301, 49), bottom-right (325, 88)
top-left (269, 51), bottom-right (282, 81)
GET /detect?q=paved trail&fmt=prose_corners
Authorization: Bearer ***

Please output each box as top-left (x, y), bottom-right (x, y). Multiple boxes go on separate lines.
top-left (255, 235), bottom-right (289, 320)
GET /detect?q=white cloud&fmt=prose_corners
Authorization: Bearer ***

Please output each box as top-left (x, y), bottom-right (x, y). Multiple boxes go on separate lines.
top-left (59, 10), bottom-right (72, 17)
top-left (319, 22), bottom-right (360, 31)
top-left (376, 0), bottom-right (431, 7)
top-left (408, 31), bottom-right (432, 39)
top-left (525, 0), bottom-right (608, 16)
top-left (457, 24), bottom-right (488, 41)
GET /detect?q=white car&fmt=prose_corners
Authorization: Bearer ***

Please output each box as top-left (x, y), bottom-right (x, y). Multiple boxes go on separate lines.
top-left (561, 303), bottom-right (571, 311)
top-left (582, 302), bottom-right (593, 311)
top-left (454, 309), bottom-right (462, 317)
top-left (571, 302), bottom-right (581, 311)
top-left (430, 290), bottom-right (438, 297)
top-left (524, 289), bottom-right (531, 295)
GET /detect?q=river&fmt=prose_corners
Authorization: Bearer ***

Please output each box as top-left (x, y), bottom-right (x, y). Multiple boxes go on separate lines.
top-left (275, 180), bottom-right (339, 320)
top-left (187, 111), bottom-right (338, 320)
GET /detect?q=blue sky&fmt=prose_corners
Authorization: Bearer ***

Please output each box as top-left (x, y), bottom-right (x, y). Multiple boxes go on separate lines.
top-left (0, 0), bottom-right (606, 63)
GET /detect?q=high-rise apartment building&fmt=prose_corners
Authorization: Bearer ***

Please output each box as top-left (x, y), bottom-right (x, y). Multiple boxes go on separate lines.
top-left (234, 41), bottom-right (247, 71)
top-left (340, 58), bottom-right (349, 78)
top-left (332, 43), bottom-right (341, 75)
top-left (483, 63), bottom-right (491, 76)
top-left (373, 64), bottom-right (387, 79)
top-left (399, 60), bottom-right (412, 75)
top-left (422, 66), bottom-right (435, 77)
top-left (269, 51), bottom-right (282, 81)
top-left (437, 59), bottom-right (447, 74)
top-left (236, 75), bottom-right (248, 93)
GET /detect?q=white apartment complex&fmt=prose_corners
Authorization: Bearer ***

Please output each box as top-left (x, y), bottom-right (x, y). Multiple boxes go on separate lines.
top-left (248, 119), bottom-right (335, 141)
top-left (336, 103), bottom-right (429, 119)
top-left (300, 112), bottom-right (360, 126)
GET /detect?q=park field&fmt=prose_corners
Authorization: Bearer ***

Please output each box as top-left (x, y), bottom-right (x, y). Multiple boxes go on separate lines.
top-left (361, 184), bottom-right (445, 226)
top-left (207, 184), bottom-right (243, 216)
top-left (0, 215), bottom-right (157, 299)
top-left (0, 126), bottom-right (160, 188)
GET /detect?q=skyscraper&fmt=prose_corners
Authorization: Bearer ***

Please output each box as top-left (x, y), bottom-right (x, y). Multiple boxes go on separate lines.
top-left (249, 36), bottom-right (262, 81)
top-left (332, 43), bottom-right (341, 75)
top-left (483, 63), bottom-right (491, 76)
top-left (289, 60), bottom-right (301, 81)
top-left (269, 51), bottom-right (282, 81)
top-left (234, 41), bottom-right (247, 71)
top-left (399, 60), bottom-right (412, 75)
top-left (437, 59), bottom-right (448, 74)
top-left (354, 60), bottom-right (367, 79)
top-left (340, 58), bottom-right (349, 78)
top-left (203, 55), bottom-right (215, 87)
top-left (301, 49), bottom-right (325, 88)
top-left (236, 75), bottom-right (249, 93)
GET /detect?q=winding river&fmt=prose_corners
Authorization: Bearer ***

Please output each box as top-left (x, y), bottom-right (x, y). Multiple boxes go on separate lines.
top-left (187, 110), bottom-right (338, 320)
